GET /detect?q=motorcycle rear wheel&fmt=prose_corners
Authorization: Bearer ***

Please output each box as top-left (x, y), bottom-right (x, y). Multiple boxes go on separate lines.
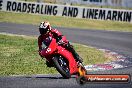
top-left (52, 56), bottom-right (71, 79)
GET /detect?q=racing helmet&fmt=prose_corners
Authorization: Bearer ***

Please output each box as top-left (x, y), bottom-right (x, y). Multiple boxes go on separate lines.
top-left (39, 21), bottom-right (51, 34)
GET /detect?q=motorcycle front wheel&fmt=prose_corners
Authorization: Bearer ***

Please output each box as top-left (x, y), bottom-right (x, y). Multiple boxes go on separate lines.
top-left (52, 56), bottom-right (71, 79)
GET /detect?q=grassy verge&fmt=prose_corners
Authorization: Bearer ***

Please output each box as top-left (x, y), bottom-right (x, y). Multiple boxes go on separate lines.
top-left (0, 34), bottom-right (111, 76)
top-left (0, 11), bottom-right (132, 32)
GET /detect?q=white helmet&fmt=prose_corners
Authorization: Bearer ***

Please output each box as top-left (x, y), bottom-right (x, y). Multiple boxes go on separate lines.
top-left (39, 21), bottom-right (51, 34)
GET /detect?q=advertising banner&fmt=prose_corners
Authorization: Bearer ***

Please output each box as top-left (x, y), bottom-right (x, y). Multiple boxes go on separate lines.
top-left (1, 0), bottom-right (132, 22)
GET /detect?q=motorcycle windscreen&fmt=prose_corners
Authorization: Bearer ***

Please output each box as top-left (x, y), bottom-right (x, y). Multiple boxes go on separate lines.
top-left (42, 36), bottom-right (52, 49)
top-left (41, 38), bottom-right (57, 56)
top-left (47, 38), bottom-right (57, 54)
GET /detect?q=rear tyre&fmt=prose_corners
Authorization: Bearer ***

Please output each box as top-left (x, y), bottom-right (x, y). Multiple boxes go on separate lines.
top-left (52, 56), bottom-right (71, 79)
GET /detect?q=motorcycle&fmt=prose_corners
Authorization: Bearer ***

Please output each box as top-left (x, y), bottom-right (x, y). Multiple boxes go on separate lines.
top-left (39, 36), bottom-right (86, 79)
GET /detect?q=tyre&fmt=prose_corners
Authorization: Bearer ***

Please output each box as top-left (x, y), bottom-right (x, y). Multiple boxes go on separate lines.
top-left (52, 56), bottom-right (71, 79)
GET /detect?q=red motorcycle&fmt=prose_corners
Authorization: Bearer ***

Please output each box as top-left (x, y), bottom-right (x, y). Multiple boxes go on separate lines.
top-left (40, 36), bottom-right (86, 78)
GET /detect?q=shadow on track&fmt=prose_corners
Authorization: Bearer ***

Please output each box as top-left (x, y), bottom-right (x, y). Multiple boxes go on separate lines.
top-left (24, 74), bottom-right (76, 79)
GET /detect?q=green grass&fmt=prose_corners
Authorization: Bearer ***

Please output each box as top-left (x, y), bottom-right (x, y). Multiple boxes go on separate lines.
top-left (0, 11), bottom-right (132, 32)
top-left (0, 34), bottom-right (110, 76)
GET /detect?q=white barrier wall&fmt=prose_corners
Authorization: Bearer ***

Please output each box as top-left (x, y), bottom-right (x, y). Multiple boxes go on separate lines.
top-left (0, 0), bottom-right (132, 22)
top-left (56, 0), bottom-right (132, 8)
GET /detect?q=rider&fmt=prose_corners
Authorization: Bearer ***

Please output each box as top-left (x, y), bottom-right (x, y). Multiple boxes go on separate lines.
top-left (38, 21), bottom-right (83, 67)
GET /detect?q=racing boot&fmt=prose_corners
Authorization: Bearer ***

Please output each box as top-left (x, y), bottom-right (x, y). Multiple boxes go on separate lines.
top-left (66, 42), bottom-right (83, 63)
top-left (71, 49), bottom-right (83, 63)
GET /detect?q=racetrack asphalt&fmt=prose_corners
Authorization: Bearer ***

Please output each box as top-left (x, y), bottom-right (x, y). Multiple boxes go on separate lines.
top-left (0, 22), bottom-right (132, 88)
